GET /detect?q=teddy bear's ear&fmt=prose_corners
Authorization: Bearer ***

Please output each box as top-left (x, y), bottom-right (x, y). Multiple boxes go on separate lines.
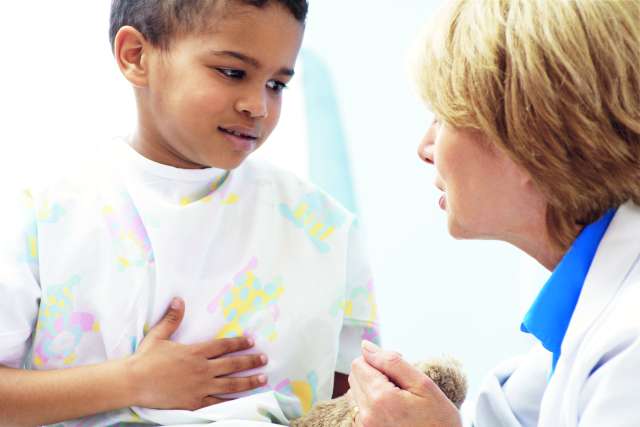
top-left (414, 357), bottom-right (468, 409)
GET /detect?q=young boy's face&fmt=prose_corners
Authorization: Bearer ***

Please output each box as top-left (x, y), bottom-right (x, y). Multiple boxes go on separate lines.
top-left (137, 3), bottom-right (304, 170)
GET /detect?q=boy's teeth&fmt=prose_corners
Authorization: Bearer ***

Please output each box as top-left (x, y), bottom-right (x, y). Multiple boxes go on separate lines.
top-left (220, 126), bottom-right (259, 140)
top-left (223, 128), bottom-right (248, 138)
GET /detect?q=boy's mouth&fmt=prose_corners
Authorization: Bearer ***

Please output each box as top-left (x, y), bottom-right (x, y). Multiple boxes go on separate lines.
top-left (219, 126), bottom-right (258, 140)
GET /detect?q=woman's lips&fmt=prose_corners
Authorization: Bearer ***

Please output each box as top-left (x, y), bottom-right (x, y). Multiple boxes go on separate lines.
top-left (439, 193), bottom-right (447, 210)
top-left (434, 178), bottom-right (447, 210)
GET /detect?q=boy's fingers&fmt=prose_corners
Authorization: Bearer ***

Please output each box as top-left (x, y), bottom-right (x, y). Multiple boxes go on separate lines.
top-left (208, 354), bottom-right (268, 377)
top-left (197, 336), bottom-right (255, 359)
top-left (200, 395), bottom-right (229, 408)
top-left (361, 340), bottom-right (435, 398)
top-left (145, 297), bottom-right (185, 341)
top-left (208, 374), bottom-right (268, 395)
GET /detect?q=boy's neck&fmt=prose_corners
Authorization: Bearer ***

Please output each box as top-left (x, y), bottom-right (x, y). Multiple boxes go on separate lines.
top-left (130, 130), bottom-right (210, 170)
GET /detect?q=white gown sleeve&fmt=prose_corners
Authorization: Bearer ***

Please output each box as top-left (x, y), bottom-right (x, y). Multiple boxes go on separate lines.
top-left (0, 189), bottom-right (41, 368)
top-left (335, 220), bottom-right (380, 374)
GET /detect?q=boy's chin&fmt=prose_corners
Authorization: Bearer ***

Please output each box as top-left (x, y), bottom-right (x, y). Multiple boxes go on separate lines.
top-left (203, 153), bottom-right (251, 171)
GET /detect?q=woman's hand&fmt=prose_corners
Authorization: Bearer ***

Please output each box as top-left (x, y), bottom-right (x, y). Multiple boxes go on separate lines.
top-left (348, 341), bottom-right (462, 427)
top-left (127, 297), bottom-right (268, 411)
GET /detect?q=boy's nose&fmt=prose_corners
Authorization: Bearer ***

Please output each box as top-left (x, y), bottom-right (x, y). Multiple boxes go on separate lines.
top-left (236, 90), bottom-right (268, 119)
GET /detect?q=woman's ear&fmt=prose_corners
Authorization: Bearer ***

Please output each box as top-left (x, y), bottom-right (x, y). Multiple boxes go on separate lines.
top-left (114, 25), bottom-right (150, 88)
top-left (516, 161), bottom-right (537, 189)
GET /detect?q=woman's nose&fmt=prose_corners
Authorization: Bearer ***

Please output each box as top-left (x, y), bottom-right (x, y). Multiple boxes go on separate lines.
top-left (418, 128), bottom-right (435, 165)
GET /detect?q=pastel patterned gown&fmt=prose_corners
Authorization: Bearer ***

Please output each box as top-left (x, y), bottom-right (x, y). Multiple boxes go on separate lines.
top-left (0, 140), bottom-right (379, 426)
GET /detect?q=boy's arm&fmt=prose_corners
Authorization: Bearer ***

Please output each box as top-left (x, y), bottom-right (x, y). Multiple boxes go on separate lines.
top-left (0, 192), bottom-right (269, 425)
top-left (0, 301), bottom-right (267, 426)
top-left (0, 359), bottom-right (134, 427)
top-left (0, 190), bottom-right (128, 426)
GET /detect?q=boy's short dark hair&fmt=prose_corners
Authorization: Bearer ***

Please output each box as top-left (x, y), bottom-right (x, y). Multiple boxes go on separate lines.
top-left (109, 0), bottom-right (308, 51)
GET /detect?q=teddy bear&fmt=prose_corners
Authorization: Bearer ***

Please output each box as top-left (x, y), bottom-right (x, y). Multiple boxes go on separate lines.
top-left (290, 357), bottom-right (467, 427)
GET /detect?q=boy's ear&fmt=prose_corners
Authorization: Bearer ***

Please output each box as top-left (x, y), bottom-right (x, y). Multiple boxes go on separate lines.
top-left (114, 26), bottom-right (150, 88)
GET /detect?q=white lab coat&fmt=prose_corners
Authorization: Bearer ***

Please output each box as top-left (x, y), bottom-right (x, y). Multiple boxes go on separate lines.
top-left (475, 201), bottom-right (640, 426)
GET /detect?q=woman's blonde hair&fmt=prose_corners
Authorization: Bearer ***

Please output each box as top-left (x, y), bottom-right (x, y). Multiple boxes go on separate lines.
top-left (416, 0), bottom-right (640, 249)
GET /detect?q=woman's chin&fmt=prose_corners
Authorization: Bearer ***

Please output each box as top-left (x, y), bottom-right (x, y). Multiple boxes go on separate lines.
top-left (447, 217), bottom-right (474, 240)
top-left (446, 217), bottom-right (461, 238)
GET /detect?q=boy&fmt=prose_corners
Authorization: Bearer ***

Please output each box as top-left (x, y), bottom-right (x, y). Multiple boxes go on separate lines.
top-left (0, 1), bottom-right (379, 425)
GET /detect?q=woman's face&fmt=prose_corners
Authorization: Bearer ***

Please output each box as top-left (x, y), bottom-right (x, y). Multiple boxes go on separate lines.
top-left (418, 119), bottom-right (546, 242)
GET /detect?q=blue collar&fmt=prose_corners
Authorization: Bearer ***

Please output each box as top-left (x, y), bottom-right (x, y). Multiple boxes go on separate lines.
top-left (521, 209), bottom-right (616, 374)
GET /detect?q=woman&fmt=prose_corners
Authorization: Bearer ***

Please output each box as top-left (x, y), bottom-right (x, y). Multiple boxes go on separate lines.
top-left (348, 0), bottom-right (640, 425)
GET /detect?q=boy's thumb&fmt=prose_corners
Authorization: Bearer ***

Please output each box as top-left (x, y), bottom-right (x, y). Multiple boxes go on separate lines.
top-left (147, 297), bottom-right (185, 340)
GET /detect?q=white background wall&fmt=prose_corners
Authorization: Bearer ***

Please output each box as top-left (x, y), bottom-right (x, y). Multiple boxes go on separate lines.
top-left (0, 1), bottom-right (550, 409)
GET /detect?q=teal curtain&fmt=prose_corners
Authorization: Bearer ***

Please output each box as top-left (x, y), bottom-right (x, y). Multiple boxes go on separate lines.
top-left (301, 50), bottom-right (358, 214)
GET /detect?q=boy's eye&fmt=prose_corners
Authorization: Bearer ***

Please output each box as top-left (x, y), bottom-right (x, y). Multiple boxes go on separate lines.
top-left (216, 68), bottom-right (245, 79)
top-left (266, 80), bottom-right (288, 94)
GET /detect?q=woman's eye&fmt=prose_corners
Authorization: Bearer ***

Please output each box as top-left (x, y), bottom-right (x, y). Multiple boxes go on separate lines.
top-left (266, 80), bottom-right (288, 94)
top-left (216, 68), bottom-right (245, 79)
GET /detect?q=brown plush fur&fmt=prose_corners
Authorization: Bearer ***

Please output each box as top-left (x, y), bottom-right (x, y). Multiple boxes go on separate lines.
top-left (290, 396), bottom-right (354, 427)
top-left (290, 357), bottom-right (467, 426)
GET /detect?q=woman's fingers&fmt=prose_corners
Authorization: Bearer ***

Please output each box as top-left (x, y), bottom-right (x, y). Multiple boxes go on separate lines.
top-left (208, 374), bottom-right (268, 395)
top-left (348, 360), bottom-right (370, 407)
top-left (361, 340), bottom-right (438, 398)
top-left (208, 354), bottom-right (268, 377)
top-left (349, 357), bottom-right (404, 427)
top-left (349, 356), bottom-right (396, 403)
top-left (350, 354), bottom-right (461, 427)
